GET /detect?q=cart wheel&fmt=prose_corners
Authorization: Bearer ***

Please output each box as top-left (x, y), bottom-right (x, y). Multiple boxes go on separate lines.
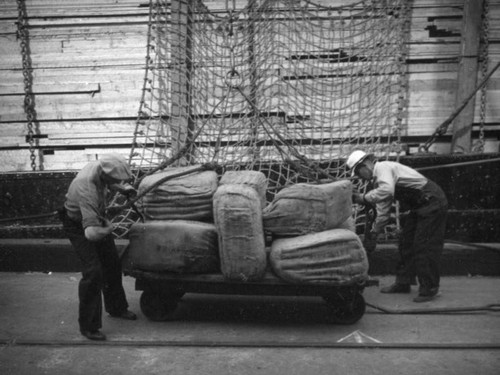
top-left (140, 290), bottom-right (179, 321)
top-left (323, 292), bottom-right (366, 325)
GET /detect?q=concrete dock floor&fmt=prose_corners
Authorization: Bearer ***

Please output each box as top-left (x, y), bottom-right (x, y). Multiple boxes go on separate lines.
top-left (0, 272), bottom-right (499, 375)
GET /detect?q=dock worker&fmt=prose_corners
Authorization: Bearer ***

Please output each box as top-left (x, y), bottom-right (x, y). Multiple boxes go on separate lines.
top-left (59, 153), bottom-right (137, 340)
top-left (347, 150), bottom-right (448, 302)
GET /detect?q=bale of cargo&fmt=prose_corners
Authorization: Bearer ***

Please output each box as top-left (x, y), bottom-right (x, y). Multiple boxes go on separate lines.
top-left (213, 184), bottom-right (267, 281)
top-left (124, 220), bottom-right (220, 274)
top-left (262, 180), bottom-right (353, 236)
top-left (269, 228), bottom-right (368, 285)
top-left (137, 166), bottom-right (218, 221)
top-left (219, 170), bottom-right (268, 209)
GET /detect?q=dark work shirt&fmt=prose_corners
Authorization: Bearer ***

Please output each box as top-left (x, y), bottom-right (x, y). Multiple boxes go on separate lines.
top-left (65, 161), bottom-right (107, 229)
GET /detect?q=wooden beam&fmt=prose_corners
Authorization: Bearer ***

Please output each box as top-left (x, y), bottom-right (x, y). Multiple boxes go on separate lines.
top-left (169, 0), bottom-right (194, 166)
top-left (450, 0), bottom-right (484, 153)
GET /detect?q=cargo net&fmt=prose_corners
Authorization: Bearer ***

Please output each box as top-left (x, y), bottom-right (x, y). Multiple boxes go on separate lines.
top-left (113, 0), bottom-right (409, 237)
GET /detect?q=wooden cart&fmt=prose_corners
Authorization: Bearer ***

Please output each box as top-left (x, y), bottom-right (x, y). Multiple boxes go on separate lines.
top-left (125, 268), bottom-right (378, 325)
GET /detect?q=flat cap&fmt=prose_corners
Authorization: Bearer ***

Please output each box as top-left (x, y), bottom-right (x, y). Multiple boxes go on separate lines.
top-left (99, 153), bottom-right (132, 181)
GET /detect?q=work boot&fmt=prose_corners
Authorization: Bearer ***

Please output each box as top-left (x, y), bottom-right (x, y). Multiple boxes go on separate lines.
top-left (413, 288), bottom-right (439, 303)
top-left (380, 283), bottom-right (411, 294)
top-left (81, 330), bottom-right (107, 341)
top-left (109, 310), bottom-right (137, 320)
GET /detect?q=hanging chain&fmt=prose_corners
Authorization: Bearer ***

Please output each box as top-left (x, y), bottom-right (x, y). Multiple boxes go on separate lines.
top-left (16, 0), bottom-right (38, 170)
top-left (474, 0), bottom-right (489, 153)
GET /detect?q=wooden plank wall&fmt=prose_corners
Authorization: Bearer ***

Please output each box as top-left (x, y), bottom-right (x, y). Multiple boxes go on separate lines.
top-left (0, 0), bottom-right (499, 172)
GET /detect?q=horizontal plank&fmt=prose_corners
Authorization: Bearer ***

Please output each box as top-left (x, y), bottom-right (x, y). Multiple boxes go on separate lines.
top-left (0, 147), bottom-right (136, 172)
top-left (0, 120), bottom-right (137, 135)
top-left (2, 87), bottom-right (499, 124)
top-left (1, 0), bottom-right (470, 18)
top-left (1, 0), bottom-right (497, 21)
top-left (0, 135), bottom-right (135, 148)
top-left (4, 123), bottom-right (498, 152)
top-left (0, 74), bottom-right (145, 95)
top-left (0, 95), bottom-right (143, 121)
top-left (0, 82), bottom-right (101, 95)
top-left (0, 0), bottom-right (149, 18)
top-left (0, 64), bottom-right (463, 96)
top-left (3, 107), bottom-right (494, 133)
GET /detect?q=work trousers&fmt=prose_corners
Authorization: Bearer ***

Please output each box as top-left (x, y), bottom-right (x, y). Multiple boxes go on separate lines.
top-left (61, 212), bottom-right (128, 332)
top-left (395, 181), bottom-right (448, 294)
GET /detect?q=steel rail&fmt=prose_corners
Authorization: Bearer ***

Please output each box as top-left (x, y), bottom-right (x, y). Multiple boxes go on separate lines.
top-left (415, 156), bottom-right (500, 172)
top-left (2, 339), bottom-right (500, 350)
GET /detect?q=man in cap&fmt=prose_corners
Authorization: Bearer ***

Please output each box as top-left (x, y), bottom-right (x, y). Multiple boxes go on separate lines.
top-left (346, 150), bottom-right (448, 302)
top-left (60, 153), bottom-right (137, 340)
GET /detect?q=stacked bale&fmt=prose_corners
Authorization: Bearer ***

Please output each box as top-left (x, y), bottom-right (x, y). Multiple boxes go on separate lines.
top-left (262, 180), bottom-right (353, 237)
top-left (219, 170), bottom-right (268, 209)
top-left (213, 173), bottom-right (268, 282)
top-left (137, 166), bottom-right (218, 222)
top-left (269, 229), bottom-right (368, 285)
top-left (124, 220), bottom-right (219, 274)
top-left (264, 180), bottom-right (369, 285)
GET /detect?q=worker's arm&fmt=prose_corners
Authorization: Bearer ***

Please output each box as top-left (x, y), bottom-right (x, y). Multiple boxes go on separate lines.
top-left (108, 182), bottom-right (137, 198)
top-left (363, 163), bottom-right (396, 234)
top-left (84, 219), bottom-right (114, 242)
top-left (371, 198), bottom-right (392, 234)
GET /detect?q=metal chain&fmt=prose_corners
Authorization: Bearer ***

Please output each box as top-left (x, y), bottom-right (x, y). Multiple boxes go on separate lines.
top-left (16, 0), bottom-right (37, 170)
top-left (474, 0), bottom-right (489, 153)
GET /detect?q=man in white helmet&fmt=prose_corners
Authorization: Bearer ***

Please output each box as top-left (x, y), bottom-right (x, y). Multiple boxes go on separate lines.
top-left (60, 153), bottom-right (138, 340)
top-left (346, 150), bottom-right (448, 302)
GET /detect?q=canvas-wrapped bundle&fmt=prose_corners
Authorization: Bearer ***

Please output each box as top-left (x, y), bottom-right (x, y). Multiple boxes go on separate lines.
top-left (213, 184), bottom-right (267, 281)
top-left (124, 220), bottom-right (219, 274)
top-left (262, 180), bottom-right (353, 236)
top-left (137, 166), bottom-right (218, 221)
top-left (219, 170), bottom-right (268, 209)
top-left (269, 229), bottom-right (368, 285)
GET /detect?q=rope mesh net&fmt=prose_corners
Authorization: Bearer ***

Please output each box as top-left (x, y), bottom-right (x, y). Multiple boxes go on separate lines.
top-left (113, 0), bottom-right (410, 237)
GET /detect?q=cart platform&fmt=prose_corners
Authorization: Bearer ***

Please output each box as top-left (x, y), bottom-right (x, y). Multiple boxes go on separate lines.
top-left (125, 268), bottom-right (379, 325)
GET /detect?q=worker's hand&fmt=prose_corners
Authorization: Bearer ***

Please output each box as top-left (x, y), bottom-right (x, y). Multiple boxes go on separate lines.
top-left (110, 182), bottom-right (137, 198)
top-left (352, 192), bottom-right (365, 205)
top-left (121, 184), bottom-right (137, 198)
top-left (103, 219), bottom-right (115, 232)
top-left (84, 220), bottom-right (115, 242)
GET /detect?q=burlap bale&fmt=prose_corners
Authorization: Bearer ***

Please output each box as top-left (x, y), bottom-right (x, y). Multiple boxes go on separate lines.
top-left (263, 180), bottom-right (353, 236)
top-left (124, 220), bottom-right (219, 274)
top-left (213, 184), bottom-right (267, 281)
top-left (138, 166), bottom-right (218, 221)
top-left (269, 228), bottom-right (368, 285)
top-left (219, 170), bottom-right (268, 209)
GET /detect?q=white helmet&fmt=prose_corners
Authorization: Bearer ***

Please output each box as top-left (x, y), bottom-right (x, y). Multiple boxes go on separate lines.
top-left (346, 150), bottom-right (369, 173)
